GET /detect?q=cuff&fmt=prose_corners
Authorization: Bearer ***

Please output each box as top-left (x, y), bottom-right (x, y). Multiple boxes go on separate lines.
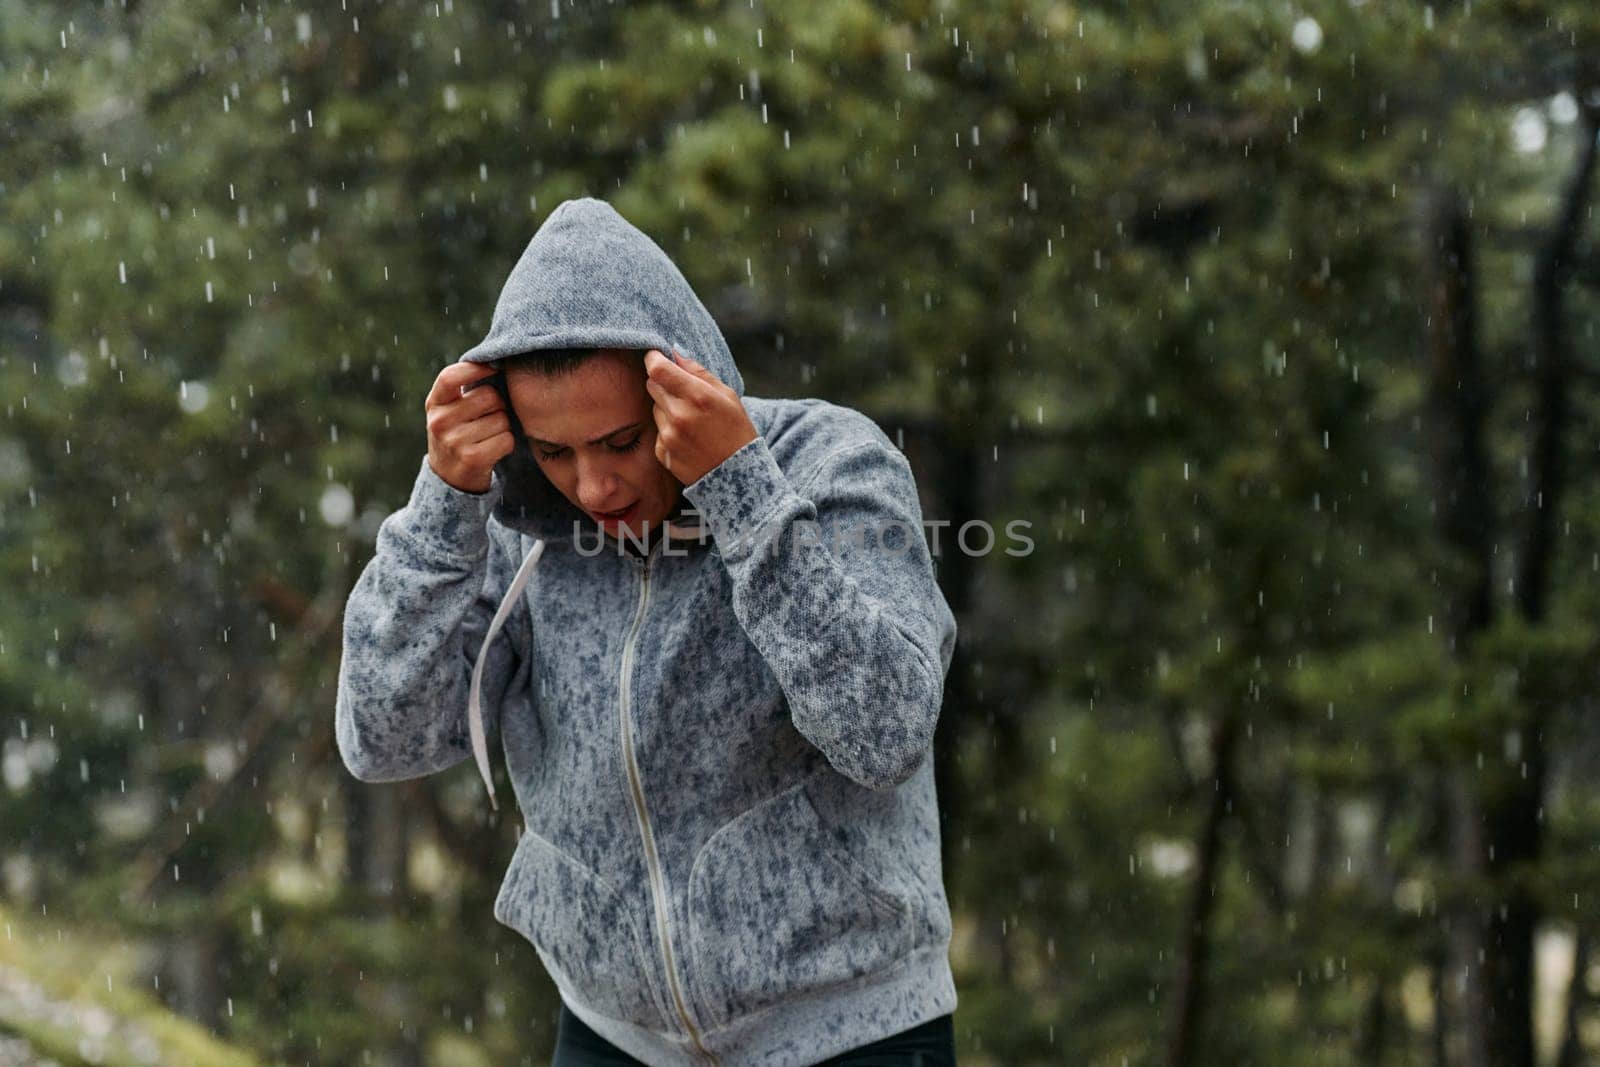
top-left (681, 436), bottom-right (803, 555)
top-left (401, 454), bottom-right (501, 560)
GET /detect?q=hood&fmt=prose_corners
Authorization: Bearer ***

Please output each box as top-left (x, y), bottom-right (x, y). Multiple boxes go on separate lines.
top-left (457, 196), bottom-right (747, 544)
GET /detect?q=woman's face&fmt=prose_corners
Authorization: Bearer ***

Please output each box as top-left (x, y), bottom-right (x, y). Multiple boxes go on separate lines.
top-left (505, 348), bottom-right (683, 542)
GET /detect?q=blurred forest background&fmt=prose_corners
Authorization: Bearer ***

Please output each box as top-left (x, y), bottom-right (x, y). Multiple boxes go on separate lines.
top-left (4, 0), bottom-right (1600, 1064)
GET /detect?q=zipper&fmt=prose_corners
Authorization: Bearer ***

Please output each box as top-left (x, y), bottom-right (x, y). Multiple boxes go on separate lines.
top-left (619, 543), bottom-right (718, 1064)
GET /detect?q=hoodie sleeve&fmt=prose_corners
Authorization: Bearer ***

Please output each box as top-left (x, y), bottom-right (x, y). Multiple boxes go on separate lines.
top-left (335, 455), bottom-right (530, 784)
top-left (681, 434), bottom-right (958, 791)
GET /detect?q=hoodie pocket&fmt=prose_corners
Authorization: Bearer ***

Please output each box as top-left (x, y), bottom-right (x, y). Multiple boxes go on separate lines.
top-left (494, 829), bottom-right (670, 1030)
top-left (684, 779), bottom-right (916, 1031)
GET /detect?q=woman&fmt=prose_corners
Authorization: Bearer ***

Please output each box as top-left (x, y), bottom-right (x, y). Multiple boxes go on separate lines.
top-left (336, 198), bottom-right (960, 1066)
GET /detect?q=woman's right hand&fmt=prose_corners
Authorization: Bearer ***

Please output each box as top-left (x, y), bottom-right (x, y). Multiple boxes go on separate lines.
top-left (425, 361), bottom-right (515, 494)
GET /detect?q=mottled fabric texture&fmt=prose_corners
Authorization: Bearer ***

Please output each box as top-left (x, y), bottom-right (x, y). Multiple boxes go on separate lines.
top-left (336, 198), bottom-right (960, 1066)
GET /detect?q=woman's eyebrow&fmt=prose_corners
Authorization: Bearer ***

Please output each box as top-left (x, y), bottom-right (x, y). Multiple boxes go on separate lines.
top-left (527, 421), bottom-right (642, 448)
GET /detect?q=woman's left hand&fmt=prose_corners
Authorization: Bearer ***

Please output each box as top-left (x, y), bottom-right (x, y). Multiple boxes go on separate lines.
top-left (644, 348), bottom-right (759, 486)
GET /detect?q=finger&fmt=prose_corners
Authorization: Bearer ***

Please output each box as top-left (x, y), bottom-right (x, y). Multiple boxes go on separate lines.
top-left (650, 401), bottom-right (680, 463)
top-left (433, 381), bottom-right (503, 436)
top-left (466, 379), bottom-right (506, 411)
top-left (428, 360), bottom-right (499, 406)
top-left (442, 409), bottom-right (508, 449)
top-left (672, 348), bottom-right (716, 380)
top-left (644, 375), bottom-right (687, 416)
top-left (667, 348), bottom-right (724, 397)
top-left (464, 431), bottom-right (514, 466)
top-left (645, 348), bottom-right (716, 402)
top-left (447, 380), bottom-right (505, 420)
top-left (459, 409), bottom-right (511, 445)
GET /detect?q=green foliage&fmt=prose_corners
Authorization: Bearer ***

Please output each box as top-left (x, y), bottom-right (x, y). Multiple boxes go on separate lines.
top-left (5, 0), bottom-right (1600, 1063)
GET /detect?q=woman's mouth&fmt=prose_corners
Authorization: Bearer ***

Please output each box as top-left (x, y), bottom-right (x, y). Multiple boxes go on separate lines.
top-left (591, 502), bottom-right (638, 524)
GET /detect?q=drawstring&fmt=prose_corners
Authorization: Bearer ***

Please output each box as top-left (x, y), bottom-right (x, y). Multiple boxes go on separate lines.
top-left (469, 537), bottom-right (546, 811)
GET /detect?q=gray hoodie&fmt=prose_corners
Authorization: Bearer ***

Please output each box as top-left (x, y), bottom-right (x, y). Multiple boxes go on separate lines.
top-left (335, 198), bottom-right (959, 1065)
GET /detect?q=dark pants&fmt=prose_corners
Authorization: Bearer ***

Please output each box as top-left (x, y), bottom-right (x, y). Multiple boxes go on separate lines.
top-left (552, 1003), bottom-right (957, 1066)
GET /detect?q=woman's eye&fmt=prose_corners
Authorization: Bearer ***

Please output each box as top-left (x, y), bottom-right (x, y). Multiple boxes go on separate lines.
top-left (535, 438), bottom-right (637, 460)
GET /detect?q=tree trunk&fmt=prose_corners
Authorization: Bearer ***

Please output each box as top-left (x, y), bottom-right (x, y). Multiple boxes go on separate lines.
top-left (343, 775), bottom-right (410, 900)
top-left (1164, 711), bottom-right (1239, 1067)
top-left (1479, 96), bottom-right (1600, 1067)
top-left (929, 430), bottom-right (981, 873)
top-left (1420, 179), bottom-right (1495, 1067)
top-left (162, 926), bottom-right (222, 1033)
top-left (1444, 769), bottom-right (1491, 1067)
top-left (341, 778), bottom-right (423, 1067)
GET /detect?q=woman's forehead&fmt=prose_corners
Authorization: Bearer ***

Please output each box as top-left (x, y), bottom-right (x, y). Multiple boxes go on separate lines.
top-left (508, 352), bottom-right (648, 431)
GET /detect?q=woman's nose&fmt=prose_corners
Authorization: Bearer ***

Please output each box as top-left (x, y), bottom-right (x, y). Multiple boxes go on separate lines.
top-left (574, 455), bottom-right (620, 510)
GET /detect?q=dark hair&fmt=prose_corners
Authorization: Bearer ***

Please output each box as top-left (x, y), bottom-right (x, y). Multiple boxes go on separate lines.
top-left (498, 346), bottom-right (611, 379)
